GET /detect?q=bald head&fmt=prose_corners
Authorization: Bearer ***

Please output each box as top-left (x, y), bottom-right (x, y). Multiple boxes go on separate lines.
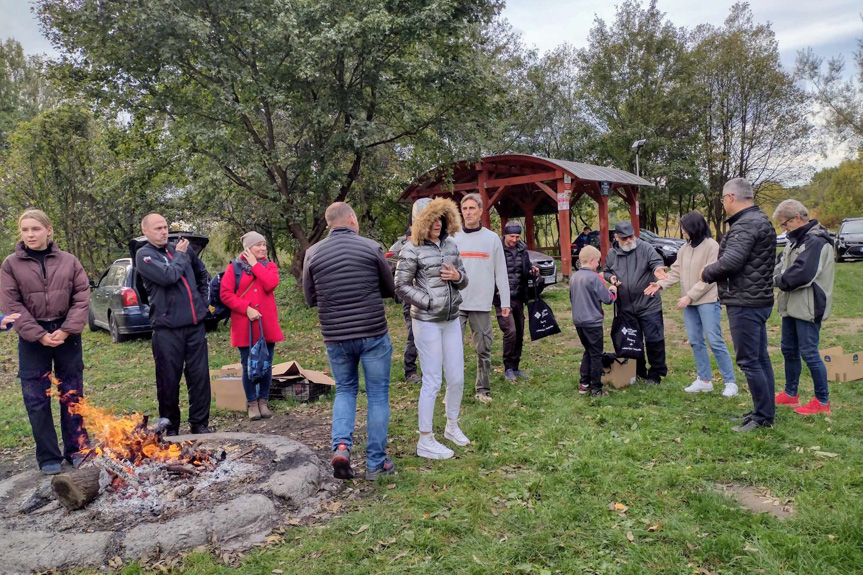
top-left (325, 202), bottom-right (358, 233)
top-left (141, 213), bottom-right (169, 247)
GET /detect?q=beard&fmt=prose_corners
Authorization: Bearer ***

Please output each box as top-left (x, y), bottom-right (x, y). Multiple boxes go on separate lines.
top-left (620, 241), bottom-right (635, 252)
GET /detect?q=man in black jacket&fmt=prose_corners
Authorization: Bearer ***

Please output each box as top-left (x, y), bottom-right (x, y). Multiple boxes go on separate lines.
top-left (702, 178), bottom-right (777, 432)
top-left (135, 214), bottom-right (212, 435)
top-left (603, 222), bottom-right (668, 385)
top-left (495, 222), bottom-right (538, 381)
top-left (303, 202), bottom-right (397, 481)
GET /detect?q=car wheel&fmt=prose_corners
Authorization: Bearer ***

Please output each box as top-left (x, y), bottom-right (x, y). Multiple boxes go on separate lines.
top-left (88, 308), bottom-right (98, 332)
top-left (108, 314), bottom-right (127, 343)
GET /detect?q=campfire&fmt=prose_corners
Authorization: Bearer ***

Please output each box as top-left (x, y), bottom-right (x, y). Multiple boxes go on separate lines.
top-left (47, 374), bottom-right (225, 511)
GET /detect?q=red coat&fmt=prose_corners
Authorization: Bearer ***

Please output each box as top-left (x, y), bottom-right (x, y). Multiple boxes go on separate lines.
top-left (220, 260), bottom-right (284, 348)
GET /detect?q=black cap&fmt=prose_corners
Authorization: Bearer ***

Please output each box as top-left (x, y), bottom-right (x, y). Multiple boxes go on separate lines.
top-left (503, 223), bottom-right (522, 235)
top-left (614, 221), bottom-right (635, 238)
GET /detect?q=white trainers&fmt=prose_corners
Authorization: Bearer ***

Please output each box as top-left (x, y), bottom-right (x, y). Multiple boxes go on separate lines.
top-left (684, 379), bottom-right (714, 393)
top-left (417, 433), bottom-right (454, 460)
top-left (444, 420), bottom-right (470, 446)
top-left (722, 382), bottom-right (739, 397)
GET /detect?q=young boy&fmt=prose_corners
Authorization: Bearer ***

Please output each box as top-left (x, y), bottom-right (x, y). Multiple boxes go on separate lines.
top-left (569, 246), bottom-right (617, 397)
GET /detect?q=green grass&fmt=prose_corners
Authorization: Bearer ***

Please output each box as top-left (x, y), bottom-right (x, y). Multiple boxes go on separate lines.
top-left (2, 264), bottom-right (862, 575)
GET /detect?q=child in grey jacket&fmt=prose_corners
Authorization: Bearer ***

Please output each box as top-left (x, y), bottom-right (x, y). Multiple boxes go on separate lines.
top-left (569, 246), bottom-right (617, 396)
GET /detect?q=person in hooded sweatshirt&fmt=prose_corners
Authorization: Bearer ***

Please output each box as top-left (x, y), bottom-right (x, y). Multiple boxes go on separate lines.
top-left (772, 199), bottom-right (835, 416)
top-left (645, 211), bottom-right (738, 398)
top-left (395, 197), bottom-right (470, 461)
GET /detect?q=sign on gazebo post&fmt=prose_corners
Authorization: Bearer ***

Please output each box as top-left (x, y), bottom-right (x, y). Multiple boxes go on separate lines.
top-left (557, 177), bottom-right (573, 277)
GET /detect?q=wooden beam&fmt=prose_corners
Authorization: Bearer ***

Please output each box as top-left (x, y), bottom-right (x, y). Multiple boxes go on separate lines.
top-left (415, 182), bottom-right (479, 196)
top-left (488, 185), bottom-right (509, 207)
top-left (535, 181), bottom-right (557, 202)
top-left (485, 171), bottom-right (559, 189)
top-left (479, 171), bottom-right (491, 228)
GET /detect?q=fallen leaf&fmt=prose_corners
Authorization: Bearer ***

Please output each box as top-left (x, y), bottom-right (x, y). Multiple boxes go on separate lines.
top-left (695, 569), bottom-right (717, 575)
top-left (272, 570), bottom-right (283, 574)
top-left (386, 484), bottom-right (396, 489)
top-left (828, 534), bottom-right (835, 540)
top-left (626, 531), bottom-right (635, 542)
top-left (815, 451), bottom-right (839, 458)
top-left (674, 437), bottom-right (682, 444)
top-left (686, 542), bottom-right (697, 551)
top-left (473, 554), bottom-right (484, 565)
top-left (350, 524), bottom-right (370, 535)
top-left (491, 508), bottom-right (500, 517)
top-left (390, 551), bottom-right (408, 563)
top-left (744, 544), bottom-right (759, 552)
top-left (648, 523), bottom-right (662, 532)
top-left (612, 502), bottom-right (629, 512)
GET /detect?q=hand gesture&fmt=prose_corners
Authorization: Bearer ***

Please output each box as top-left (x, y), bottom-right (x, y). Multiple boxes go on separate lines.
top-left (676, 295), bottom-right (692, 310)
top-left (246, 306), bottom-right (262, 321)
top-left (1, 313), bottom-right (20, 329)
top-left (643, 282), bottom-right (661, 297)
top-left (610, 275), bottom-right (621, 287)
top-left (440, 262), bottom-right (460, 282)
top-left (501, 307), bottom-right (511, 318)
top-left (609, 285), bottom-right (618, 296)
top-left (49, 329), bottom-right (70, 345)
top-left (654, 267), bottom-right (667, 281)
top-left (242, 247), bottom-right (258, 266)
top-left (175, 238), bottom-right (190, 253)
top-left (39, 333), bottom-right (61, 347)
top-left (531, 266), bottom-right (540, 276)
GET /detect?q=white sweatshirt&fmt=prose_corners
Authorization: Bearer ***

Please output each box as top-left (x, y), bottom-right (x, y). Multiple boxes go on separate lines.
top-left (453, 226), bottom-right (511, 311)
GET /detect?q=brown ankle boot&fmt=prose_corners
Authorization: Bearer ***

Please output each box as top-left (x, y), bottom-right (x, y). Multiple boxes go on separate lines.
top-left (247, 401), bottom-right (262, 421)
top-left (257, 399), bottom-right (272, 419)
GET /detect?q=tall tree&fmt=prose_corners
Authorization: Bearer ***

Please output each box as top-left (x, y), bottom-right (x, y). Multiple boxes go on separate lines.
top-left (39, 0), bottom-right (505, 277)
top-left (691, 3), bottom-right (814, 236)
top-left (0, 38), bottom-right (55, 150)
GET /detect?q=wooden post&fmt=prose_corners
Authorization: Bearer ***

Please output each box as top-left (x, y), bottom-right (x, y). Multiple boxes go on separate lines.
top-left (525, 202), bottom-right (536, 250)
top-left (629, 186), bottom-right (641, 236)
top-left (478, 171), bottom-right (491, 228)
top-left (598, 192), bottom-right (610, 264)
top-left (557, 178), bottom-right (572, 277)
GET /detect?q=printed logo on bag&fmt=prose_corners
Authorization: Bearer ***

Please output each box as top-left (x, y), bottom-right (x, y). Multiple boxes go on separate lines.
top-left (621, 327), bottom-right (637, 337)
top-left (534, 311), bottom-right (542, 319)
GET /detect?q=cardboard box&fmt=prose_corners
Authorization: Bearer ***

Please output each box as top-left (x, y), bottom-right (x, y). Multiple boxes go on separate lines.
top-left (211, 377), bottom-right (247, 411)
top-left (210, 363), bottom-right (242, 377)
top-left (271, 361), bottom-right (335, 385)
top-left (819, 346), bottom-right (863, 382)
top-left (601, 357), bottom-right (637, 389)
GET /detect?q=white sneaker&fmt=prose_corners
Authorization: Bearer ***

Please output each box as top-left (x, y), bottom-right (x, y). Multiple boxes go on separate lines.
top-left (722, 382), bottom-right (739, 397)
top-left (444, 420), bottom-right (470, 446)
top-left (684, 379), bottom-right (714, 393)
top-left (417, 433), bottom-right (454, 460)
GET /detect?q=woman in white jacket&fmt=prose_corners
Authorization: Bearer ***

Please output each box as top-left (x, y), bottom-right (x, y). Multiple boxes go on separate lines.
top-left (645, 212), bottom-right (738, 397)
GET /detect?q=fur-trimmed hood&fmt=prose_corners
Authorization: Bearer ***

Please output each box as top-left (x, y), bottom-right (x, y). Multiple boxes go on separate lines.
top-left (410, 197), bottom-right (462, 245)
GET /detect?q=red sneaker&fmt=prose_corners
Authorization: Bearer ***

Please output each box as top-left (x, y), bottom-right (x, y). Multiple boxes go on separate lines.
top-left (775, 391), bottom-right (800, 406)
top-left (794, 398), bottom-right (831, 415)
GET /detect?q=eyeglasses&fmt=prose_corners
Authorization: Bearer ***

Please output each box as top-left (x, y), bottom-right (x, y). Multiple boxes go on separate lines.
top-left (779, 217), bottom-right (795, 229)
top-left (722, 193), bottom-right (734, 202)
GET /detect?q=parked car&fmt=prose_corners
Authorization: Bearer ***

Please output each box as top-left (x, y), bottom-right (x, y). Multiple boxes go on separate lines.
top-left (89, 232), bottom-right (217, 343)
top-left (385, 241), bottom-right (558, 294)
top-left (835, 217), bottom-right (863, 262)
top-left (572, 229), bottom-right (684, 268)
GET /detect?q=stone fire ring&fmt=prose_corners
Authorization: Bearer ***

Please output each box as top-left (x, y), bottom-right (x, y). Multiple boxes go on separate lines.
top-left (0, 432), bottom-right (337, 575)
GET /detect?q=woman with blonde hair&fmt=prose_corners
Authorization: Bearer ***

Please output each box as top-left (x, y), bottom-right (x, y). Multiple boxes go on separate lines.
top-left (0, 210), bottom-right (91, 474)
top-left (395, 198), bottom-right (470, 460)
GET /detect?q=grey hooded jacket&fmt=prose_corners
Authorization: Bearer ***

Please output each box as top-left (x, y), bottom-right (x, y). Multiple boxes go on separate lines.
top-left (774, 219), bottom-right (835, 323)
top-left (395, 197), bottom-right (469, 322)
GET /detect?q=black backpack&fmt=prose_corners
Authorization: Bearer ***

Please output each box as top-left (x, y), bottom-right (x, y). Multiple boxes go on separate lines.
top-left (208, 262), bottom-right (242, 322)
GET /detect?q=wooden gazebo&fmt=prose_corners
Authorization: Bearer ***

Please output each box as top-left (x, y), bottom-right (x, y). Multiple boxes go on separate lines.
top-left (399, 155), bottom-right (654, 276)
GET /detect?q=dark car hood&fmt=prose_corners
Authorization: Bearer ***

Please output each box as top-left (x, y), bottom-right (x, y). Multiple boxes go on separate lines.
top-left (527, 249), bottom-right (553, 263)
top-left (128, 232), bottom-right (210, 262)
top-left (653, 237), bottom-right (685, 247)
top-left (838, 232), bottom-right (863, 242)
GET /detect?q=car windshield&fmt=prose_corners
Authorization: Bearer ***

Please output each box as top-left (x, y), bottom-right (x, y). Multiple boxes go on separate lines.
top-left (840, 221), bottom-right (863, 235)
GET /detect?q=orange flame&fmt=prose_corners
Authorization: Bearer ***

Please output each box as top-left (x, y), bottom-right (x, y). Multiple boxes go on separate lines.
top-left (48, 374), bottom-right (191, 466)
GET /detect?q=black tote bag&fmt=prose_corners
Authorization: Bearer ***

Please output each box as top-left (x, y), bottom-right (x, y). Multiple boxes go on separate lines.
top-left (611, 300), bottom-right (644, 359)
top-left (527, 284), bottom-right (561, 341)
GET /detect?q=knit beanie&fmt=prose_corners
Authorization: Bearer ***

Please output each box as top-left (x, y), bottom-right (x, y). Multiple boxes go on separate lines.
top-left (241, 231), bottom-right (266, 249)
top-left (504, 222), bottom-right (523, 236)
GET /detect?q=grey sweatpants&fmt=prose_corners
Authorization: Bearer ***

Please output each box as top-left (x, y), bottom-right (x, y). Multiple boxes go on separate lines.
top-left (459, 310), bottom-right (493, 395)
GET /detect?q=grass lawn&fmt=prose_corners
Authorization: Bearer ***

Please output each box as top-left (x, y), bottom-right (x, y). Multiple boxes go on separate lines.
top-left (1, 262), bottom-right (862, 575)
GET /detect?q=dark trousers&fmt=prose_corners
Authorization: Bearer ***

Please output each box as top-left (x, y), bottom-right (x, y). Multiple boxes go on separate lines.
top-left (239, 342), bottom-right (276, 402)
top-left (496, 299), bottom-right (525, 371)
top-left (18, 322), bottom-right (90, 468)
top-left (634, 311), bottom-right (668, 382)
top-left (727, 305), bottom-right (776, 425)
top-left (403, 301), bottom-right (418, 376)
top-left (152, 323), bottom-right (211, 431)
top-left (576, 326), bottom-right (604, 393)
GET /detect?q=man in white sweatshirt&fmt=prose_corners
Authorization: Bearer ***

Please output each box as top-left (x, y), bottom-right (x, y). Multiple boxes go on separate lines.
top-left (454, 193), bottom-right (511, 403)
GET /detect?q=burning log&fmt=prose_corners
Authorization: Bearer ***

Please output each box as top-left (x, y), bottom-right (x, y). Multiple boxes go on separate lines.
top-left (51, 467), bottom-right (102, 511)
top-left (95, 457), bottom-right (141, 489)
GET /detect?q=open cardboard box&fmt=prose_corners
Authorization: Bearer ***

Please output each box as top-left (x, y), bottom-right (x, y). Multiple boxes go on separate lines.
top-left (210, 377), bottom-right (246, 411)
top-left (819, 346), bottom-right (863, 382)
top-left (601, 357), bottom-right (637, 389)
top-left (210, 360), bottom-right (335, 410)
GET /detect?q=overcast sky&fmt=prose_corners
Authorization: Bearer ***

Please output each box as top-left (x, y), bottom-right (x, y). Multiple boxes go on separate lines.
top-left (2, 0), bottom-right (860, 166)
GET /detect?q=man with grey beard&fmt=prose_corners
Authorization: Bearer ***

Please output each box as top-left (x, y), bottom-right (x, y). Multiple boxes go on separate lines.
top-left (603, 222), bottom-right (668, 386)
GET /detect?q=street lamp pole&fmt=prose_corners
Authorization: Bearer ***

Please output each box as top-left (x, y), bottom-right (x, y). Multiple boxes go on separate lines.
top-left (631, 139), bottom-right (647, 177)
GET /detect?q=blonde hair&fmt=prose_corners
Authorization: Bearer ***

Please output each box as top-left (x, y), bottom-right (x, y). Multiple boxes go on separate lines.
top-left (579, 245), bottom-right (601, 266)
top-left (18, 209), bottom-right (54, 241)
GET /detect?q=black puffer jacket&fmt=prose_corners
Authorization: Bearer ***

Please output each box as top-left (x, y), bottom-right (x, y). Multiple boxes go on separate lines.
top-left (495, 239), bottom-right (532, 304)
top-left (702, 205), bottom-right (776, 308)
top-left (302, 227), bottom-right (395, 343)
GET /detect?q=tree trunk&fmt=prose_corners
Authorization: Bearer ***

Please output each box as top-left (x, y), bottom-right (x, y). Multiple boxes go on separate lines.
top-left (51, 466), bottom-right (102, 510)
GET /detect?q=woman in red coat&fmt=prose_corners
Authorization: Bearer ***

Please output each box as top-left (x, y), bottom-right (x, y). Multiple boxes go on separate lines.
top-left (220, 232), bottom-right (284, 420)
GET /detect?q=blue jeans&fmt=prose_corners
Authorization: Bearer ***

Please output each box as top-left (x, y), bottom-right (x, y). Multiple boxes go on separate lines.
top-left (326, 334), bottom-right (393, 471)
top-left (781, 316), bottom-right (829, 403)
top-left (239, 343), bottom-right (275, 402)
top-left (682, 302), bottom-right (736, 384)
top-left (727, 306), bottom-right (775, 425)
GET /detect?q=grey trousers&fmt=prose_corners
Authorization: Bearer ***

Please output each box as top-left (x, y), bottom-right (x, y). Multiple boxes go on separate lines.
top-left (459, 310), bottom-right (493, 395)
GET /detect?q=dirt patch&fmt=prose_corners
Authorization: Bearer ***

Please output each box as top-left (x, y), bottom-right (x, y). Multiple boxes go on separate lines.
top-left (714, 483), bottom-right (794, 520)
top-left (825, 317), bottom-right (863, 335)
